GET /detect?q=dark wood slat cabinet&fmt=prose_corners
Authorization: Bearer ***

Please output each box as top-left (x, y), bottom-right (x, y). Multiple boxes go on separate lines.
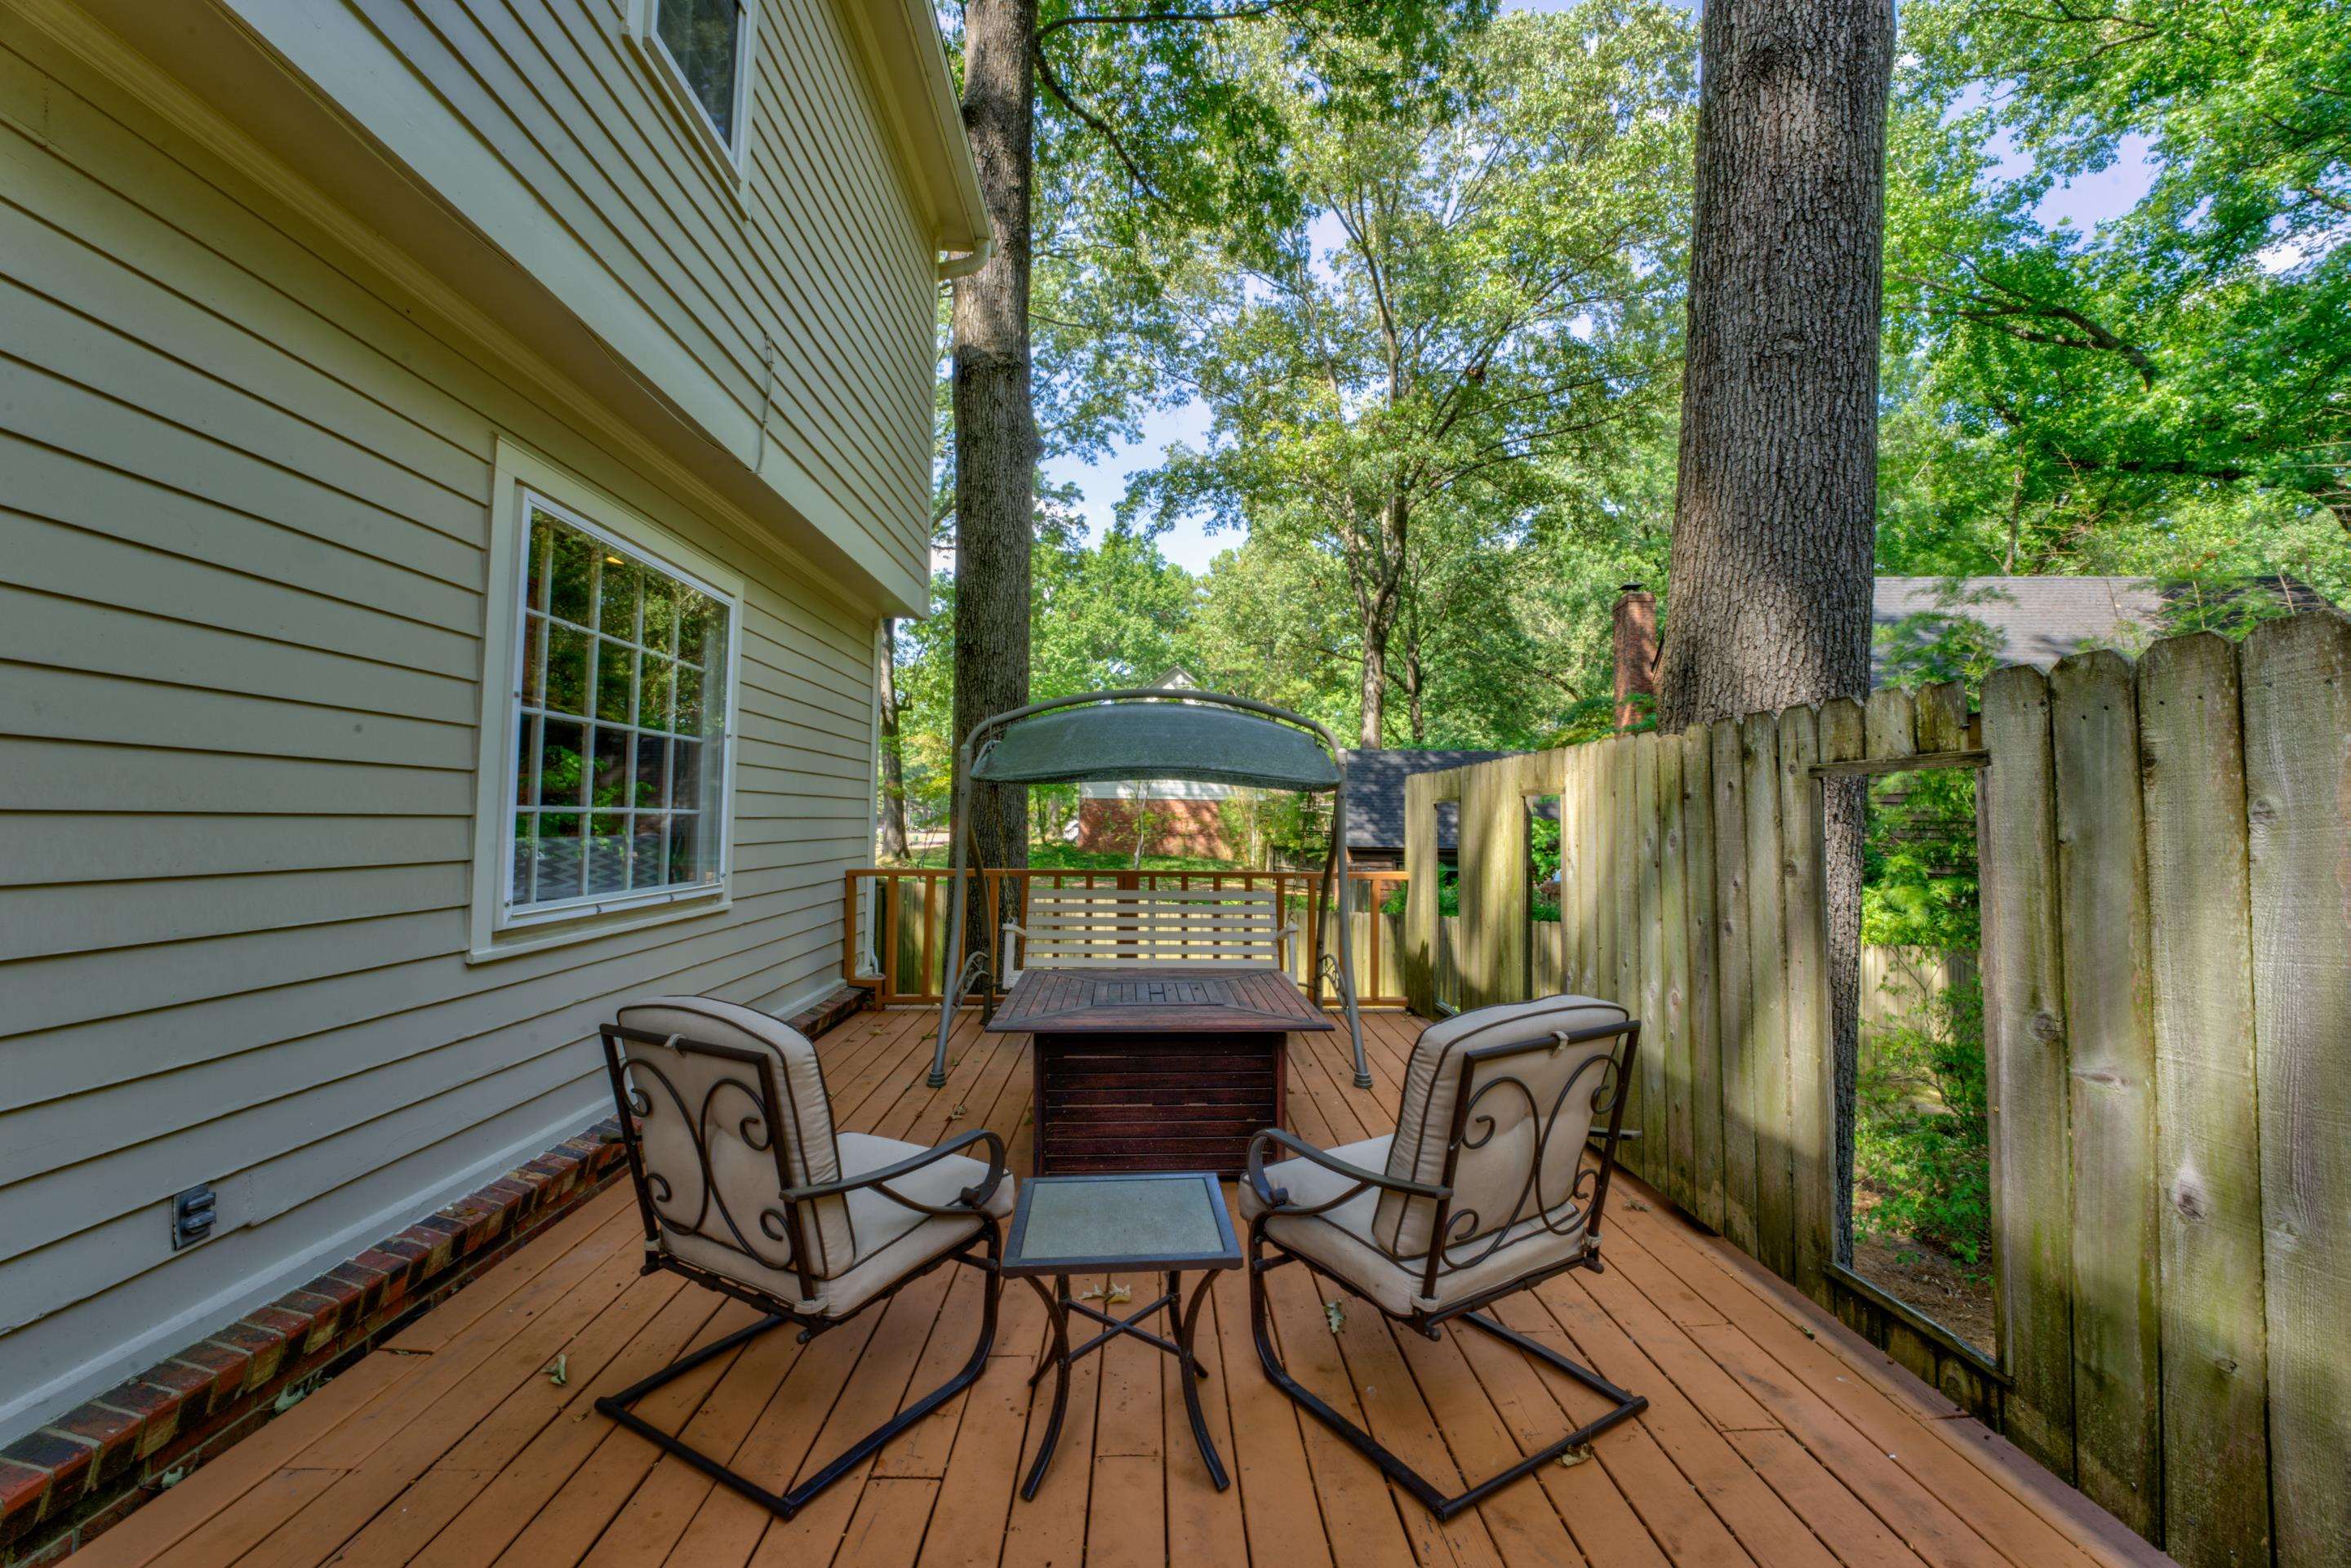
top-left (985, 966), bottom-right (1333, 1176)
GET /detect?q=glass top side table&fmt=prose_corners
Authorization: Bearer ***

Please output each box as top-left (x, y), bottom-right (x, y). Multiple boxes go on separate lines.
top-left (1002, 1171), bottom-right (1243, 1499)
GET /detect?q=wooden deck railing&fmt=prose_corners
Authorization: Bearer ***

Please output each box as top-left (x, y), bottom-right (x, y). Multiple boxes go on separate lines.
top-left (840, 866), bottom-right (1411, 1008)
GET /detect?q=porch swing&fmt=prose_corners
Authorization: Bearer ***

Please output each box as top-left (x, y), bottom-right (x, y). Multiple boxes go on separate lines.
top-left (923, 689), bottom-right (1372, 1108)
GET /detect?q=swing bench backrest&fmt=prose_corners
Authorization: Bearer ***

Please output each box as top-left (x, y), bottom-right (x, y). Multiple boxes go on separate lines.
top-left (1001, 884), bottom-right (1297, 982)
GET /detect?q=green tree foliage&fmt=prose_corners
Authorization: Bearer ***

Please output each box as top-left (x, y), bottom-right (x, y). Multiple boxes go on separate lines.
top-left (1881, 0), bottom-right (2351, 604)
top-left (1126, 4), bottom-right (1696, 746)
top-left (1856, 766), bottom-right (1988, 1266)
top-left (888, 2), bottom-right (2349, 873)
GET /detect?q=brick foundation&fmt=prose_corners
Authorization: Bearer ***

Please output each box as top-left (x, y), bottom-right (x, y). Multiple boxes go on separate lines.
top-left (0, 986), bottom-right (867, 1565)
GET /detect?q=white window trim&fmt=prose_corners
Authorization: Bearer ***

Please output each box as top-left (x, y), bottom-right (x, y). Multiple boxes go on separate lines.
top-left (468, 438), bottom-right (745, 963)
top-left (623, 0), bottom-right (758, 198)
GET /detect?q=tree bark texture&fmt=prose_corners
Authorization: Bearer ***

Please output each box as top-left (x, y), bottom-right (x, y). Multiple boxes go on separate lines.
top-left (1353, 495), bottom-right (1407, 748)
top-left (1661, 0), bottom-right (1890, 728)
top-left (950, 0), bottom-right (1038, 953)
top-left (878, 619), bottom-right (910, 862)
top-left (1660, 0), bottom-right (1894, 1262)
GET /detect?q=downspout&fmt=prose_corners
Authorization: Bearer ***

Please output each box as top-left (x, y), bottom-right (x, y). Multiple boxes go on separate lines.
top-left (937, 235), bottom-right (994, 281)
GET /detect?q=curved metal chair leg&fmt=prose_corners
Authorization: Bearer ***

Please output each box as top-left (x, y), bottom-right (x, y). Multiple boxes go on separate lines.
top-left (1247, 1228), bottom-right (1645, 1522)
top-left (597, 1224), bottom-right (1002, 1521)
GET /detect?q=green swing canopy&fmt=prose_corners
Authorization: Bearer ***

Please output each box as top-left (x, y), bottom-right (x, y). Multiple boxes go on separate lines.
top-left (968, 700), bottom-right (1342, 792)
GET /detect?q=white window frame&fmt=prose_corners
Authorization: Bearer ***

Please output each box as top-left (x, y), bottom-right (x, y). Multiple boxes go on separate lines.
top-left (469, 438), bottom-right (744, 963)
top-left (624, 0), bottom-right (758, 189)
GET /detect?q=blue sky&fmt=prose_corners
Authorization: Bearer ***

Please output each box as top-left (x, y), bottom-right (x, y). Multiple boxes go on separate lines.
top-left (1036, 1), bottom-right (2160, 575)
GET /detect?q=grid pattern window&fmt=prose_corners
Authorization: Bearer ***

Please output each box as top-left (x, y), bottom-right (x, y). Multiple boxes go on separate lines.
top-left (654, 0), bottom-right (746, 146)
top-left (508, 496), bottom-right (732, 917)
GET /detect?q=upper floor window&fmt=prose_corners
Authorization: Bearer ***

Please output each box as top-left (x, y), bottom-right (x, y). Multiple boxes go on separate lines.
top-left (469, 439), bottom-right (743, 962)
top-left (632, 0), bottom-right (755, 170)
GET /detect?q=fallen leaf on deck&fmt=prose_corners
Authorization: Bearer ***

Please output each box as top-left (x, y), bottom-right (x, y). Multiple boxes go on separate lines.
top-left (1107, 1283), bottom-right (1132, 1304)
top-left (1558, 1445), bottom-right (1594, 1468)
top-left (1325, 1301), bottom-right (1346, 1333)
top-left (544, 1354), bottom-right (568, 1387)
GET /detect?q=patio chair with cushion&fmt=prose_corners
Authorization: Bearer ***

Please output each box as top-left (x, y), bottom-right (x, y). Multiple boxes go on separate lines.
top-left (596, 997), bottom-right (1010, 1519)
top-left (1242, 995), bottom-right (1647, 1520)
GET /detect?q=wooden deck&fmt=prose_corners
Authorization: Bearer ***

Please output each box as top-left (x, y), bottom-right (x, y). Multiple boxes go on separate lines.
top-left (79, 1008), bottom-right (2173, 1568)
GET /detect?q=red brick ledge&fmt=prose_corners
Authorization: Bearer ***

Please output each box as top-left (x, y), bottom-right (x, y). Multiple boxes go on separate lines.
top-left (783, 982), bottom-right (870, 1040)
top-left (0, 1117), bottom-right (632, 1565)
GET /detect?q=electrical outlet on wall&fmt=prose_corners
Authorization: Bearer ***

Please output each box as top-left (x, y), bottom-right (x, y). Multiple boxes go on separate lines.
top-left (171, 1184), bottom-right (216, 1250)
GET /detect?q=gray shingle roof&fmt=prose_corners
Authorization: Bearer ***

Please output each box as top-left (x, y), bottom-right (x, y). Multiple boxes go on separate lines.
top-left (1872, 575), bottom-right (2329, 680)
top-left (1342, 749), bottom-right (1520, 852)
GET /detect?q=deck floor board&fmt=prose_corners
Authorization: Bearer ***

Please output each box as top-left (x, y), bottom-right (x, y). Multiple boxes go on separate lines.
top-left (73, 1007), bottom-right (2175, 1568)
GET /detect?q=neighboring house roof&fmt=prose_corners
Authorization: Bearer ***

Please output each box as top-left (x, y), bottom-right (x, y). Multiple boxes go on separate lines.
top-left (1343, 749), bottom-right (1522, 853)
top-left (1872, 575), bottom-right (2329, 680)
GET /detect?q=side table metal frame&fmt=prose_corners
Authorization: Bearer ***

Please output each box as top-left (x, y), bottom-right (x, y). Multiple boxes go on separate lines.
top-left (1001, 1172), bottom-right (1242, 1500)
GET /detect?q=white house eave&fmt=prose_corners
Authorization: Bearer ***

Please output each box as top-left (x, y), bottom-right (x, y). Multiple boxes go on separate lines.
top-left (835, 0), bottom-right (994, 269)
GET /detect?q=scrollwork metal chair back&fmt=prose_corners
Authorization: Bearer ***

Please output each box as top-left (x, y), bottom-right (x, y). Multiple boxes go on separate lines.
top-left (603, 1024), bottom-right (831, 1304)
top-left (1410, 1017), bottom-right (1633, 1303)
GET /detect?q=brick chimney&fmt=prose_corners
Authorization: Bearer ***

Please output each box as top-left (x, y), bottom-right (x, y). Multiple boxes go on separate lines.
top-left (1611, 583), bottom-right (1657, 731)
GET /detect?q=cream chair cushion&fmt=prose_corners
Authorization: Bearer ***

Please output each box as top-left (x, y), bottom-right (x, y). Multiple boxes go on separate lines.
top-left (614, 997), bottom-right (856, 1278)
top-left (1240, 1135), bottom-right (1593, 1317)
top-left (664, 1131), bottom-right (1013, 1317)
top-left (1374, 995), bottom-right (1629, 1256)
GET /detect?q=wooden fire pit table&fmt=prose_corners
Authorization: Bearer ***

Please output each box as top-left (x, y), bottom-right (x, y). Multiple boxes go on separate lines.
top-left (984, 966), bottom-right (1334, 1177)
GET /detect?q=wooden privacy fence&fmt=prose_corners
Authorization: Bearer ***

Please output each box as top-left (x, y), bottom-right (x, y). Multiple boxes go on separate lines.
top-left (1401, 610), bottom-right (2351, 1568)
top-left (840, 866), bottom-right (1411, 1007)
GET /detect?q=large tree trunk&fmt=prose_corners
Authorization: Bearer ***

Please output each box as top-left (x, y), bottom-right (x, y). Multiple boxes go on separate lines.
top-left (949, 0), bottom-right (1038, 969)
top-left (1357, 619), bottom-right (1389, 748)
top-left (1355, 496), bottom-right (1408, 748)
top-left (1659, 0), bottom-right (1894, 1263)
top-left (877, 619), bottom-right (910, 861)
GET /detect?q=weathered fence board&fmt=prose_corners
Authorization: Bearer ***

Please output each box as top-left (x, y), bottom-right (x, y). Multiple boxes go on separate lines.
top-left (1918, 678), bottom-right (1970, 753)
top-left (2242, 612), bottom-right (2351, 1568)
top-left (1741, 710), bottom-right (1793, 1278)
top-left (1682, 722), bottom-right (1725, 1233)
top-left (1980, 663), bottom-right (2078, 1482)
top-left (1636, 735), bottom-right (1669, 1179)
top-left (1818, 695), bottom-right (1867, 1272)
top-left (1602, 738), bottom-right (1638, 1169)
top-left (1659, 735), bottom-right (1694, 1214)
top-left (2138, 632), bottom-right (2270, 1568)
top-left (2050, 651), bottom-right (2163, 1538)
top-left (1777, 702), bottom-right (1831, 1303)
top-left (1710, 718), bottom-right (1756, 1252)
top-left (1390, 609), bottom-right (2347, 1568)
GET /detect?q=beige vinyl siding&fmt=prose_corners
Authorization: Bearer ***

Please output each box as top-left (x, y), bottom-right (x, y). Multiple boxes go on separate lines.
top-left (212, 0), bottom-right (939, 595)
top-left (0, 20), bottom-right (885, 1432)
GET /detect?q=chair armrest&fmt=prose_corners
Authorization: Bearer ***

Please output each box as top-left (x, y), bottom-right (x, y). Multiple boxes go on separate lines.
top-left (789, 1128), bottom-right (1009, 1218)
top-left (1244, 1127), bottom-right (1447, 1219)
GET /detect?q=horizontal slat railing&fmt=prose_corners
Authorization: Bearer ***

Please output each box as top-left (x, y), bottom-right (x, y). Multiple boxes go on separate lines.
top-left (842, 866), bottom-right (1412, 1007)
